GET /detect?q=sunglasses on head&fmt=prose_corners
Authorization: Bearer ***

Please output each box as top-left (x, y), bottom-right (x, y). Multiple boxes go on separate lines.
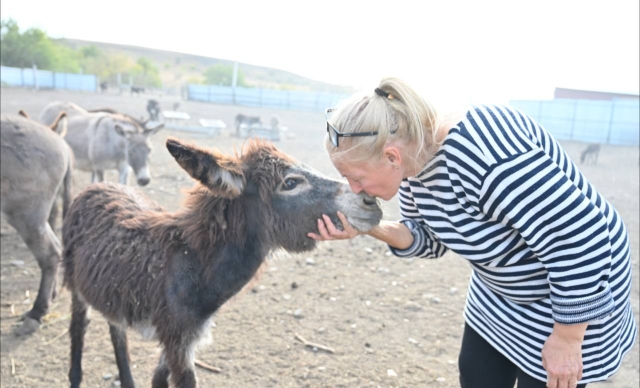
top-left (325, 108), bottom-right (379, 147)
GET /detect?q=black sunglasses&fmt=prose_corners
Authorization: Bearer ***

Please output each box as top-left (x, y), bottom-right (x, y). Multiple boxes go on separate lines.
top-left (325, 108), bottom-right (379, 147)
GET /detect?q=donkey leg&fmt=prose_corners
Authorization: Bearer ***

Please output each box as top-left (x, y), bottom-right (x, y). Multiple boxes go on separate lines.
top-left (69, 292), bottom-right (90, 388)
top-left (165, 343), bottom-right (198, 388)
top-left (108, 323), bottom-right (135, 388)
top-left (151, 353), bottom-right (170, 388)
top-left (13, 222), bottom-right (61, 335)
top-left (118, 164), bottom-right (131, 185)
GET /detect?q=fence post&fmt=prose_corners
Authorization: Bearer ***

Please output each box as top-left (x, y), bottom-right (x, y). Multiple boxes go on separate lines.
top-left (32, 64), bottom-right (38, 90)
top-left (287, 91), bottom-right (290, 110)
top-left (606, 102), bottom-right (615, 145)
top-left (21, 67), bottom-right (25, 87)
top-left (259, 88), bottom-right (263, 108)
top-left (52, 72), bottom-right (56, 89)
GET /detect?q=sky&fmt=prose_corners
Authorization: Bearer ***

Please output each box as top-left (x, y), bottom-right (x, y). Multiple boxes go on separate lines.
top-left (2, 0), bottom-right (639, 105)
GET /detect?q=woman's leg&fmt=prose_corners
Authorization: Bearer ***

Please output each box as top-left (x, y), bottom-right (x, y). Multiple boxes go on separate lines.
top-left (516, 369), bottom-right (587, 388)
top-left (459, 323), bottom-right (518, 388)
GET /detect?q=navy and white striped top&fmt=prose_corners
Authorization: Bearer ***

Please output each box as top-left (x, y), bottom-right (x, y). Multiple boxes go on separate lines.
top-left (390, 105), bottom-right (637, 383)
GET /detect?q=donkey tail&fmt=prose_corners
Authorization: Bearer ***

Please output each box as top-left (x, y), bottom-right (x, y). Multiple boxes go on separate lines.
top-left (62, 153), bottom-right (74, 219)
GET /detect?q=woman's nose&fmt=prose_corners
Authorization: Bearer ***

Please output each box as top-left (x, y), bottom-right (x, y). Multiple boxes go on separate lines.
top-left (348, 180), bottom-right (362, 194)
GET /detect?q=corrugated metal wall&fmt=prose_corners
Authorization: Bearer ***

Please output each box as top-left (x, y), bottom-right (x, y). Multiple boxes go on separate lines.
top-left (187, 84), bottom-right (349, 113)
top-left (510, 99), bottom-right (639, 146)
top-left (1, 66), bottom-right (97, 92)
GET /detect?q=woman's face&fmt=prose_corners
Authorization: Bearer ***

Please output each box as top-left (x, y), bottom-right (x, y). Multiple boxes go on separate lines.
top-left (333, 151), bottom-right (405, 201)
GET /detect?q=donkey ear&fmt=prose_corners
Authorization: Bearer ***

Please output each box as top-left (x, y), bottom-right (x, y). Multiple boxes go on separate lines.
top-left (144, 123), bottom-right (164, 137)
top-left (166, 137), bottom-right (245, 198)
top-left (114, 124), bottom-right (133, 139)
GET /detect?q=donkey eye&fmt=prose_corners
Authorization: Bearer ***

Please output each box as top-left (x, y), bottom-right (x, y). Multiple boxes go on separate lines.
top-left (282, 178), bottom-right (299, 191)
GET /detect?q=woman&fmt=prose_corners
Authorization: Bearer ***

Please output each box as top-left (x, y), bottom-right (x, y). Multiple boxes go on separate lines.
top-left (308, 77), bottom-right (637, 388)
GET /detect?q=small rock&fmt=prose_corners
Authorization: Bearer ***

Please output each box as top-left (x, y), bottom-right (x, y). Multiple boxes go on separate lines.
top-left (447, 360), bottom-right (456, 365)
top-left (329, 297), bottom-right (336, 302)
top-left (103, 373), bottom-right (113, 380)
top-left (404, 301), bottom-right (423, 311)
top-left (449, 287), bottom-right (458, 295)
top-left (293, 309), bottom-right (303, 318)
top-left (317, 327), bottom-right (325, 333)
top-left (436, 377), bottom-right (446, 383)
top-left (305, 258), bottom-right (316, 265)
top-left (365, 300), bottom-right (371, 306)
top-left (364, 247), bottom-right (373, 254)
top-left (365, 342), bottom-right (371, 347)
top-left (317, 366), bottom-right (326, 371)
top-left (283, 294), bottom-right (291, 300)
top-left (431, 297), bottom-right (441, 304)
top-left (259, 285), bottom-right (266, 291)
top-left (387, 369), bottom-right (398, 377)
top-left (385, 251), bottom-right (392, 256)
top-left (251, 287), bottom-right (259, 293)
top-left (291, 282), bottom-right (298, 289)
top-left (350, 324), bottom-right (357, 329)
top-left (10, 260), bottom-right (25, 267)
top-left (112, 381), bottom-right (121, 387)
top-left (408, 338), bottom-right (418, 345)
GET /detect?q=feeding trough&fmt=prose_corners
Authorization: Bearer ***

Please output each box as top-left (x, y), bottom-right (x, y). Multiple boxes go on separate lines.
top-left (161, 111), bottom-right (226, 136)
top-left (236, 123), bottom-right (281, 141)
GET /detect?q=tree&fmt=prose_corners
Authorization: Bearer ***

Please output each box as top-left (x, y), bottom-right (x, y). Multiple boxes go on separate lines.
top-left (203, 64), bottom-right (248, 87)
top-left (1, 19), bottom-right (79, 72)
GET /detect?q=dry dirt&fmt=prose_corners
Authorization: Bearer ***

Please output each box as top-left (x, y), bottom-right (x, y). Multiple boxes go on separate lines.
top-left (1, 88), bottom-right (638, 388)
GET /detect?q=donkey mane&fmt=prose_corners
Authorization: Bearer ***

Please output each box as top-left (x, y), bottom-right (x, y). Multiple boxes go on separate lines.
top-left (116, 139), bottom-right (296, 268)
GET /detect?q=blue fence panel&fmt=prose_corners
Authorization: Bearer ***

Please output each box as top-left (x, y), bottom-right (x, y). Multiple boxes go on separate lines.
top-left (1, 66), bottom-right (96, 92)
top-left (187, 84), bottom-right (350, 113)
top-left (510, 99), bottom-right (639, 146)
top-left (1, 66), bottom-right (23, 86)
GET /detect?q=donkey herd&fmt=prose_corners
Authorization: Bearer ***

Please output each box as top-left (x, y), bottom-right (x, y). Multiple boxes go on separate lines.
top-left (0, 101), bottom-right (383, 387)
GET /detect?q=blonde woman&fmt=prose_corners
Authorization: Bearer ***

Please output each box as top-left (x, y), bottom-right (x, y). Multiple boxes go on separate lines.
top-left (309, 78), bottom-right (637, 388)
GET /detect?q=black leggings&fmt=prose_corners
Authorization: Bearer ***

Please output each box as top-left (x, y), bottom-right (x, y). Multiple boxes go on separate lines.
top-left (459, 323), bottom-right (587, 388)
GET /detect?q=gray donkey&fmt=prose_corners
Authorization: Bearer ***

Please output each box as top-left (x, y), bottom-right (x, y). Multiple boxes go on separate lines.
top-left (1, 112), bottom-right (73, 335)
top-left (62, 138), bottom-right (383, 388)
top-left (40, 101), bottom-right (162, 186)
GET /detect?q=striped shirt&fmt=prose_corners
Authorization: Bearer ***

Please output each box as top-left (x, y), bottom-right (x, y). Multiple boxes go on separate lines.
top-left (390, 105), bottom-right (637, 383)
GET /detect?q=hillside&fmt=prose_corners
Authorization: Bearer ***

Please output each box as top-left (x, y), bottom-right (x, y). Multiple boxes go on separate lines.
top-left (57, 39), bottom-right (355, 93)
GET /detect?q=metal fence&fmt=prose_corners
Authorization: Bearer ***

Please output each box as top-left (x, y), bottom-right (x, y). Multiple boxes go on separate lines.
top-left (509, 99), bottom-right (639, 146)
top-left (1, 66), bottom-right (98, 92)
top-left (187, 84), bottom-right (349, 113)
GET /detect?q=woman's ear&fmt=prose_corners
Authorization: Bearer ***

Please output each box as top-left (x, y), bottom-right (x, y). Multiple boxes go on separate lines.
top-left (383, 145), bottom-right (402, 167)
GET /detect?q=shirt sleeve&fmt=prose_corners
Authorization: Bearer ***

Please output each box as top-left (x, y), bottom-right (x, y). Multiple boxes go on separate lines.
top-left (479, 149), bottom-right (615, 324)
top-left (389, 180), bottom-right (449, 259)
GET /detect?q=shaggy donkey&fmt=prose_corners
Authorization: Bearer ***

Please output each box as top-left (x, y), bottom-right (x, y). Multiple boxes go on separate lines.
top-left (1, 112), bottom-right (73, 335)
top-left (62, 137), bottom-right (382, 388)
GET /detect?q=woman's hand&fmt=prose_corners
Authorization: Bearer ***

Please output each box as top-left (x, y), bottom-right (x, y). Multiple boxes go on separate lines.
top-left (307, 212), bottom-right (361, 241)
top-left (541, 323), bottom-right (587, 388)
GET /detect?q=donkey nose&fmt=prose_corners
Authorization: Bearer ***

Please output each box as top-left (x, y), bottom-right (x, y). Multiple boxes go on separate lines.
top-left (137, 177), bottom-right (150, 186)
top-left (362, 195), bottom-right (377, 206)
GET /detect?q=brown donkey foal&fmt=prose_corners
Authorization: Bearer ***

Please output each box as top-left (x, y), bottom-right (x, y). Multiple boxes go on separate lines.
top-left (62, 137), bottom-right (383, 388)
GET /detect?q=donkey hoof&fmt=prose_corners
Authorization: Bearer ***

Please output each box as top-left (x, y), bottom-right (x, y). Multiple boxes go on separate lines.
top-left (14, 317), bottom-right (40, 336)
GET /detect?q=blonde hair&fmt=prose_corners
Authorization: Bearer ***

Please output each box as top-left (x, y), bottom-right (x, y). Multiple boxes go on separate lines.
top-left (325, 77), bottom-right (441, 171)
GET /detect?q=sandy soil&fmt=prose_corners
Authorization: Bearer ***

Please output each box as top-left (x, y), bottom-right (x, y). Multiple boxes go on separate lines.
top-left (1, 88), bottom-right (638, 388)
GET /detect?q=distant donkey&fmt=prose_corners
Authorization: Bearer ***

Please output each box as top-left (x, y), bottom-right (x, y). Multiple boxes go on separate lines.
top-left (580, 143), bottom-right (601, 165)
top-left (40, 101), bottom-right (163, 186)
top-left (234, 113), bottom-right (262, 137)
top-left (62, 138), bottom-right (382, 388)
top-left (1, 112), bottom-right (73, 335)
top-left (147, 99), bottom-right (162, 121)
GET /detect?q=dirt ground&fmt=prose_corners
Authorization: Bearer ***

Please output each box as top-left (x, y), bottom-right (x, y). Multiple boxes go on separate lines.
top-left (1, 88), bottom-right (638, 388)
